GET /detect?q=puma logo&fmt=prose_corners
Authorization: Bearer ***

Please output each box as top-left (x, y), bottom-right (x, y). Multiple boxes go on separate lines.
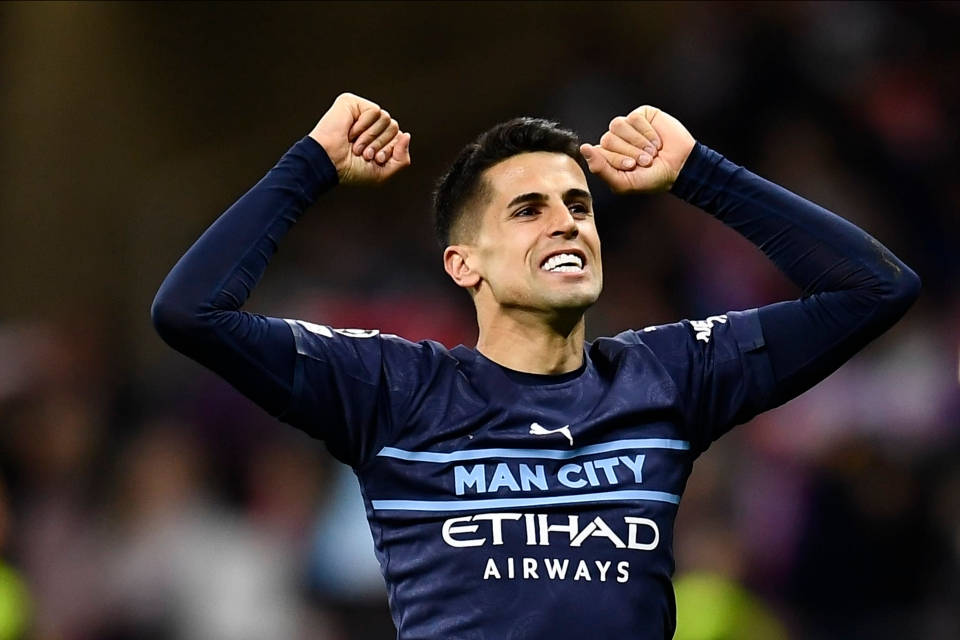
top-left (529, 422), bottom-right (573, 446)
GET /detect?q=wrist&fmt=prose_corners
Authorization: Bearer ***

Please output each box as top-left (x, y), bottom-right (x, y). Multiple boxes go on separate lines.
top-left (308, 129), bottom-right (338, 159)
top-left (670, 140), bottom-right (698, 186)
top-left (669, 142), bottom-right (716, 200)
top-left (296, 136), bottom-right (340, 189)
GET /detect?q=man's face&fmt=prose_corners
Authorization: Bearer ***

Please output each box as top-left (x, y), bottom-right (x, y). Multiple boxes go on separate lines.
top-left (468, 151), bottom-right (603, 316)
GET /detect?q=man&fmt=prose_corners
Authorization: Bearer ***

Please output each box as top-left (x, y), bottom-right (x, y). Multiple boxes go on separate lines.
top-left (152, 93), bottom-right (919, 639)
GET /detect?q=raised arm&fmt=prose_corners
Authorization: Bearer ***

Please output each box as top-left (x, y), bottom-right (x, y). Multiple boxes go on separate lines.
top-left (583, 106), bottom-right (920, 412)
top-left (151, 93), bottom-right (412, 418)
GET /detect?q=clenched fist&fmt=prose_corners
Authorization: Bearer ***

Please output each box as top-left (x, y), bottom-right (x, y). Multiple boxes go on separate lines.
top-left (309, 93), bottom-right (412, 186)
top-left (580, 106), bottom-right (696, 194)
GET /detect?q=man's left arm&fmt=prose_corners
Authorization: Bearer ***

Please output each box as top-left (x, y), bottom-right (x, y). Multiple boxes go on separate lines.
top-left (585, 107), bottom-right (921, 440)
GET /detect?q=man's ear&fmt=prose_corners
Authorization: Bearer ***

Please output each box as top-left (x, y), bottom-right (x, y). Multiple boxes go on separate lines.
top-left (443, 245), bottom-right (481, 289)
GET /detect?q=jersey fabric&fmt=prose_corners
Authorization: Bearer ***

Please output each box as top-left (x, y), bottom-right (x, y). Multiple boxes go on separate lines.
top-left (152, 135), bottom-right (920, 639)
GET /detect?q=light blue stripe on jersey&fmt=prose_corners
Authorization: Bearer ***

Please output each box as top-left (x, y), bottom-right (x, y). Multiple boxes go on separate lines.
top-left (371, 489), bottom-right (681, 512)
top-left (377, 438), bottom-right (690, 463)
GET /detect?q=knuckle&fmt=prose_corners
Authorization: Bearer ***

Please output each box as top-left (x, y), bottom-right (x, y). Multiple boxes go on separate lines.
top-left (633, 106), bottom-right (657, 123)
top-left (600, 131), bottom-right (613, 146)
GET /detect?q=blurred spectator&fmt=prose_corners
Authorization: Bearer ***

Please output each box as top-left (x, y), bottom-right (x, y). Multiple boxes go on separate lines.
top-left (100, 421), bottom-right (315, 640)
top-left (7, 393), bottom-right (107, 640)
top-left (674, 571), bottom-right (787, 640)
top-left (0, 478), bottom-right (30, 640)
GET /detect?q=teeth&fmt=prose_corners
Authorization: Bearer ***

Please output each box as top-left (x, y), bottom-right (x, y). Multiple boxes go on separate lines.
top-left (541, 253), bottom-right (584, 272)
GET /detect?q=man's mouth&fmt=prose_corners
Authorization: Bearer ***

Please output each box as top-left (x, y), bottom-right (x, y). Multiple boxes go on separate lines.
top-left (540, 251), bottom-right (585, 273)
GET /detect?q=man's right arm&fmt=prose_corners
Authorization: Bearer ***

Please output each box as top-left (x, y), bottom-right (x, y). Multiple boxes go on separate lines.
top-left (151, 93), bottom-right (412, 422)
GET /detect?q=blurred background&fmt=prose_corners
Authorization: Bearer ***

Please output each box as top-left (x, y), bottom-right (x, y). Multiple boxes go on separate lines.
top-left (0, 2), bottom-right (958, 639)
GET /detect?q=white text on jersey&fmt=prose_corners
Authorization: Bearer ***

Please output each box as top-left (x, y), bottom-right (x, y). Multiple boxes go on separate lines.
top-left (454, 455), bottom-right (645, 495)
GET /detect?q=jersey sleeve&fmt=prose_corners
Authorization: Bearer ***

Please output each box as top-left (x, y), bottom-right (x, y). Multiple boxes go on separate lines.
top-left (670, 142), bottom-right (919, 410)
top-left (616, 309), bottom-right (776, 453)
top-left (280, 321), bottom-right (450, 467)
top-left (151, 136), bottom-right (445, 468)
top-left (152, 137), bottom-right (335, 422)
top-left (615, 142), bottom-right (919, 453)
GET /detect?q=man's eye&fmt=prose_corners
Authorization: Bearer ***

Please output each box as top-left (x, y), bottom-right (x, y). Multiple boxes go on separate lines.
top-left (569, 203), bottom-right (590, 215)
top-left (514, 207), bottom-right (538, 217)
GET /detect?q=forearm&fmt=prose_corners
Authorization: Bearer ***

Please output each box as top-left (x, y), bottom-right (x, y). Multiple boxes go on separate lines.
top-left (671, 143), bottom-right (920, 403)
top-left (151, 136), bottom-right (338, 414)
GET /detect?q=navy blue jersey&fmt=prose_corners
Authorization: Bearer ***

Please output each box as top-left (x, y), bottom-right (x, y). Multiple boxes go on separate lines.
top-left (152, 135), bottom-right (919, 639)
top-left (280, 312), bottom-right (769, 638)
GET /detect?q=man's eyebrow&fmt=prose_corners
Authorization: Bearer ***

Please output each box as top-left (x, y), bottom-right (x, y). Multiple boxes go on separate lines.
top-left (563, 188), bottom-right (593, 202)
top-left (506, 192), bottom-right (547, 209)
top-left (505, 188), bottom-right (593, 209)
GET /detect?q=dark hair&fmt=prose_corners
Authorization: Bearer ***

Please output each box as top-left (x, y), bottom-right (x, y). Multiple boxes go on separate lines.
top-left (432, 118), bottom-right (582, 247)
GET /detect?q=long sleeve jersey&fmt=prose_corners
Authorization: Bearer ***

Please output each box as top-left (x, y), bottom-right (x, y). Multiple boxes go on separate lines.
top-left (151, 136), bottom-right (920, 640)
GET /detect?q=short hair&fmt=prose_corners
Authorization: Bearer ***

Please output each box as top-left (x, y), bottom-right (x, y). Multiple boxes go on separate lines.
top-left (433, 118), bottom-right (582, 247)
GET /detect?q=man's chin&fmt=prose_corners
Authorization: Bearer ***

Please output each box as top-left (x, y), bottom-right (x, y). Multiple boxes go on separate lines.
top-left (541, 289), bottom-right (600, 314)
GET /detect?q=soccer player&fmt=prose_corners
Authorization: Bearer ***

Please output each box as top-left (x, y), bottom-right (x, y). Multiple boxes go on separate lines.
top-left (152, 93), bottom-right (919, 639)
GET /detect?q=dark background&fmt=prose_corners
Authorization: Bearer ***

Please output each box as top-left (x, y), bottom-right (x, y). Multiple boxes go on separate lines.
top-left (1, 2), bottom-right (958, 639)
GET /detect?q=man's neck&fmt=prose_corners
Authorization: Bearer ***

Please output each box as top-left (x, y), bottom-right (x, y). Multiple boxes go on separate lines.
top-left (474, 307), bottom-right (586, 375)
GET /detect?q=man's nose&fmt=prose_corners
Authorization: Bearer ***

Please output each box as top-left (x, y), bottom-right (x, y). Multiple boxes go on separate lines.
top-left (549, 206), bottom-right (579, 239)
